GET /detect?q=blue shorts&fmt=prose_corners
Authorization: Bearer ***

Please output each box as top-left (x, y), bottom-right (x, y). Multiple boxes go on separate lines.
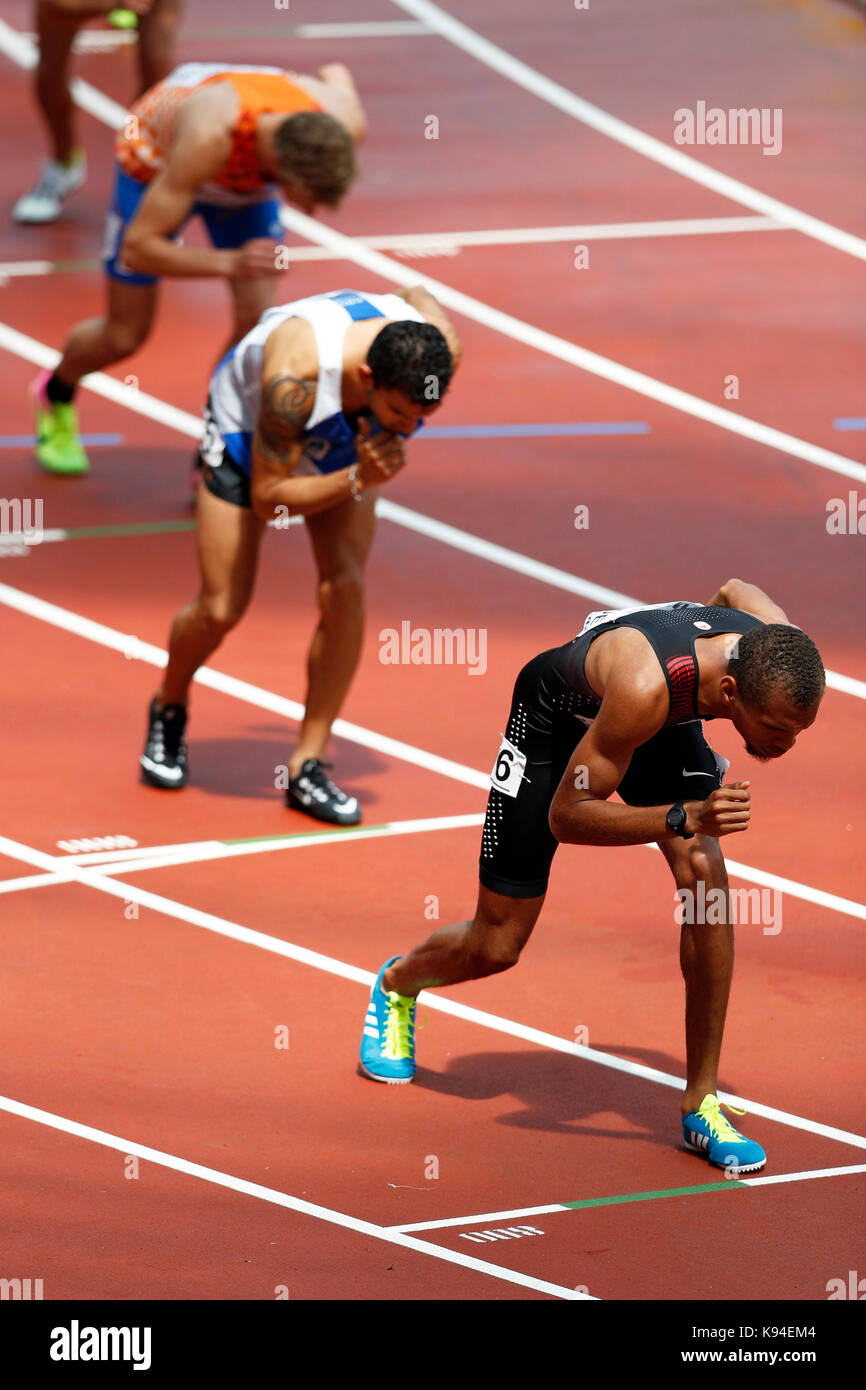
top-left (102, 166), bottom-right (284, 286)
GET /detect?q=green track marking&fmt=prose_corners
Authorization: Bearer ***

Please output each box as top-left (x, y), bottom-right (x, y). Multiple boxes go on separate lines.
top-left (562, 1180), bottom-right (744, 1211)
top-left (62, 520), bottom-right (196, 540)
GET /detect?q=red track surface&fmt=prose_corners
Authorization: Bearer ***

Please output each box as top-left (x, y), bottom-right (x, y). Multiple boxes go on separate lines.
top-left (0, 0), bottom-right (864, 1301)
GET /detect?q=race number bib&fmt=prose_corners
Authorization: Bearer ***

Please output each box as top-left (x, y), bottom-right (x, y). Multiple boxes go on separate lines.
top-left (490, 733), bottom-right (527, 799)
top-left (200, 406), bottom-right (225, 468)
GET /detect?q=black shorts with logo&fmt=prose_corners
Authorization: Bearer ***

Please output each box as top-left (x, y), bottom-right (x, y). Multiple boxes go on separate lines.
top-left (199, 400), bottom-right (252, 509)
top-left (478, 646), bottom-right (728, 899)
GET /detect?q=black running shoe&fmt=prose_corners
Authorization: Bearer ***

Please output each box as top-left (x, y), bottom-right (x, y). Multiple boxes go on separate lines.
top-left (286, 759), bottom-right (361, 825)
top-left (140, 697), bottom-right (188, 788)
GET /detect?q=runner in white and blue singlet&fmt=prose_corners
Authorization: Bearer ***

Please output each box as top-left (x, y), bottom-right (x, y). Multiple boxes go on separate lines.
top-left (139, 286), bottom-right (461, 824)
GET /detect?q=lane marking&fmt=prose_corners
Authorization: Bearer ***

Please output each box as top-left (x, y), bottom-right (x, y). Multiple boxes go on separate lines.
top-left (0, 220), bottom-right (783, 280)
top-left (0, 815), bottom-right (487, 891)
top-left (388, 0), bottom-right (866, 263)
top-left (0, 20), bottom-right (862, 486)
top-left (0, 433), bottom-right (122, 447)
top-left (0, 831), bottom-right (864, 1155)
top-left (0, 316), bottom-right (862, 702)
top-left (278, 203), bottom-right (866, 486)
top-left (281, 215), bottom-right (783, 258)
top-left (834, 418), bottom-right (866, 431)
top-left (180, 21), bottom-right (433, 40)
top-left (0, 577), bottom-right (864, 920)
top-left (391, 1164), bottom-right (866, 1232)
top-left (0, 1092), bottom-right (589, 1300)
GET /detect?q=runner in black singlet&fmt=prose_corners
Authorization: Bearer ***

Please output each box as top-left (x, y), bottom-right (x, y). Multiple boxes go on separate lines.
top-left (358, 579), bottom-right (827, 1175)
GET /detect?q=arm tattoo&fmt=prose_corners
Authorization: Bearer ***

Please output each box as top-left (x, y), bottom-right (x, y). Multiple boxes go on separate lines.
top-left (257, 374), bottom-right (316, 461)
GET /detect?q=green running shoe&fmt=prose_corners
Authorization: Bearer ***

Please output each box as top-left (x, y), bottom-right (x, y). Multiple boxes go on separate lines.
top-left (32, 370), bottom-right (89, 475)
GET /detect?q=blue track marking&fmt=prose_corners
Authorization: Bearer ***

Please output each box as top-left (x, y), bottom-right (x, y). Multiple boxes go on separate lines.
top-left (0, 434), bottom-right (124, 448)
top-left (417, 421), bottom-right (651, 439)
top-left (833, 419), bottom-right (866, 431)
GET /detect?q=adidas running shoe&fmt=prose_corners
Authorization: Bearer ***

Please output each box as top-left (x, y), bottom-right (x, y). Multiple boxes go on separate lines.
top-left (682, 1093), bottom-right (766, 1174)
top-left (360, 956), bottom-right (417, 1084)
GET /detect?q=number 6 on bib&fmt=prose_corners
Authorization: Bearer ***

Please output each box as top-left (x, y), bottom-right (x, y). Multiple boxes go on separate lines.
top-left (490, 733), bottom-right (527, 798)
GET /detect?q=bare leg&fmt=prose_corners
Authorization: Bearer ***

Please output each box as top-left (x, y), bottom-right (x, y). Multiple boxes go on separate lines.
top-left (136, 0), bottom-right (183, 93)
top-left (384, 885), bottom-right (546, 997)
top-left (34, 2), bottom-right (80, 164)
top-left (157, 483), bottom-right (264, 706)
top-left (289, 488), bottom-right (377, 777)
top-left (659, 835), bottom-right (734, 1116)
top-left (53, 276), bottom-right (158, 391)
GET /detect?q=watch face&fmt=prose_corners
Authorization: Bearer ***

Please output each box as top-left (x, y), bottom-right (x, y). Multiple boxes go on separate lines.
top-left (667, 804), bottom-right (685, 833)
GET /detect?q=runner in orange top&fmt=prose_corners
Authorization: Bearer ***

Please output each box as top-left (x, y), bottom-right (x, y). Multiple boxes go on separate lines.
top-left (33, 61), bottom-right (366, 476)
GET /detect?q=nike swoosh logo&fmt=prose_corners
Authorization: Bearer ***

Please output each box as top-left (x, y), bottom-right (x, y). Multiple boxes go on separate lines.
top-left (682, 769), bottom-right (716, 778)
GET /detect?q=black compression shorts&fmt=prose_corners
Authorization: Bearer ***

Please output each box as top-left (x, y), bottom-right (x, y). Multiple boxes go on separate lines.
top-left (478, 646), bottom-right (728, 899)
top-left (199, 400), bottom-right (252, 509)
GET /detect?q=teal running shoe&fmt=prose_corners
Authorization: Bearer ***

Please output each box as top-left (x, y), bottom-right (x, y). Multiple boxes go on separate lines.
top-left (682, 1093), bottom-right (766, 1174)
top-left (360, 956), bottom-right (416, 1084)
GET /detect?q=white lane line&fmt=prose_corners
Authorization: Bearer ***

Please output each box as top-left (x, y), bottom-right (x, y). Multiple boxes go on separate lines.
top-left (0, 16), bottom-right (862, 486)
top-left (0, 832), bottom-right (864, 1154)
top-left (391, 1164), bottom-right (866, 1232)
top-left (0, 1092), bottom-right (588, 1300)
top-left (62, 813), bottom-right (485, 865)
top-left (395, 1203), bottom-right (567, 1233)
top-left (0, 219), bottom-right (782, 280)
top-left (0, 577), bottom-right (864, 921)
top-left (0, 577), bottom-right (491, 790)
top-left (278, 203), bottom-right (866, 485)
top-left (280, 214), bottom-right (783, 260)
top-left (0, 815), bottom-right (486, 886)
top-left (0, 872), bottom-right (74, 895)
top-left (293, 21), bottom-right (431, 39)
top-left (375, 499), bottom-right (866, 704)
top-left (388, 0), bottom-right (866, 264)
top-left (0, 315), bottom-right (862, 705)
top-left (743, 1163), bottom-right (866, 1188)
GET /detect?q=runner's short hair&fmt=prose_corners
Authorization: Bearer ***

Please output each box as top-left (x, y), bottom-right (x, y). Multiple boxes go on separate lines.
top-left (728, 624), bottom-right (825, 709)
top-left (367, 322), bottom-right (453, 405)
top-left (273, 112), bottom-right (357, 208)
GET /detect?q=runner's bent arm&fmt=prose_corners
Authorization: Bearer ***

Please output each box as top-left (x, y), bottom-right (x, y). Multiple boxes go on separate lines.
top-left (249, 334), bottom-right (409, 519)
top-left (548, 673), bottom-right (751, 846)
top-left (121, 93), bottom-right (281, 279)
top-left (706, 578), bottom-right (790, 625)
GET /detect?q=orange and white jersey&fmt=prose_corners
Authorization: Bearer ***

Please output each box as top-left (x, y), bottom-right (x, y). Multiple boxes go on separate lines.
top-left (115, 62), bottom-right (321, 204)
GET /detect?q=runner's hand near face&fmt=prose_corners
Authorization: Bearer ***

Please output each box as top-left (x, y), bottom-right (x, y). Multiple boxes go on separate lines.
top-left (354, 416), bottom-right (406, 489)
top-left (686, 781), bottom-right (751, 837)
top-left (228, 239), bottom-right (285, 279)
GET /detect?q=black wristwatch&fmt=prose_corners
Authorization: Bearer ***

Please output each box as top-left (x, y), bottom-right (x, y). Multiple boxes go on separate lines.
top-left (666, 801), bottom-right (694, 840)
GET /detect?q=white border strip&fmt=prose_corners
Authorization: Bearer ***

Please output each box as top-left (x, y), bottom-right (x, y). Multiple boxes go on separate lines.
top-left (0, 1092), bottom-right (589, 1299)
top-left (388, 0), bottom-right (866, 263)
top-left (0, 831), bottom-right (864, 1154)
